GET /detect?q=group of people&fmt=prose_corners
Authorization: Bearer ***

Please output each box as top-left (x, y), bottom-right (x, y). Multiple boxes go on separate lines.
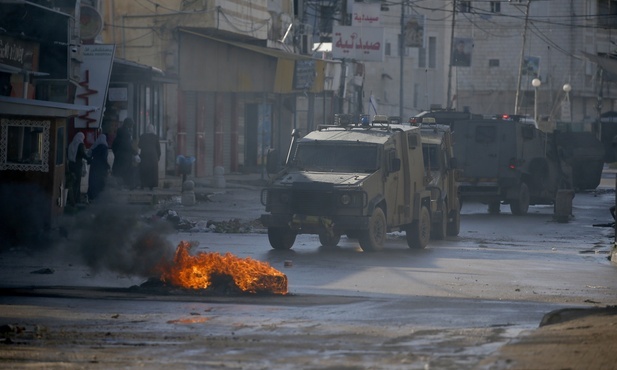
top-left (66, 117), bottom-right (161, 207)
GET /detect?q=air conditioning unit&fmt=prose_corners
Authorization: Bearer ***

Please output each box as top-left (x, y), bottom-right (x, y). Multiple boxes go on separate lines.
top-left (301, 34), bottom-right (313, 55)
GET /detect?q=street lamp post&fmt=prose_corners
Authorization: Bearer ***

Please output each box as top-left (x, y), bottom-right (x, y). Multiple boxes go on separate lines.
top-left (562, 83), bottom-right (572, 124)
top-left (532, 78), bottom-right (541, 123)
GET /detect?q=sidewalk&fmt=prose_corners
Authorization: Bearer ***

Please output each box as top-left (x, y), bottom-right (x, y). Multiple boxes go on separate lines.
top-left (477, 306), bottom-right (617, 370)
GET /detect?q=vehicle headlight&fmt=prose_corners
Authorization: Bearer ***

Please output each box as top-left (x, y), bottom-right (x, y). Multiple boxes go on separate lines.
top-left (340, 193), bottom-right (351, 205)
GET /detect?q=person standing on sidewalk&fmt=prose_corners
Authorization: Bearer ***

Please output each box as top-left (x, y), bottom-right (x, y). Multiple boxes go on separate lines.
top-left (87, 134), bottom-right (110, 202)
top-left (138, 124), bottom-right (161, 190)
top-left (66, 132), bottom-right (90, 206)
top-left (112, 118), bottom-right (138, 189)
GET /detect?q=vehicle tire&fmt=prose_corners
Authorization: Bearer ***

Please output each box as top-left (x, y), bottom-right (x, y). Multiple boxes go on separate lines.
top-left (431, 209), bottom-right (447, 240)
top-left (319, 232), bottom-right (341, 248)
top-left (359, 207), bottom-right (387, 252)
top-left (267, 227), bottom-right (297, 250)
top-left (510, 182), bottom-right (530, 215)
top-left (407, 205), bottom-right (431, 249)
top-left (446, 206), bottom-right (461, 237)
top-left (488, 201), bottom-right (501, 214)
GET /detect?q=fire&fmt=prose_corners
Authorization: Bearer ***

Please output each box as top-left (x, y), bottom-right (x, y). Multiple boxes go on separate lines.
top-left (159, 241), bottom-right (288, 295)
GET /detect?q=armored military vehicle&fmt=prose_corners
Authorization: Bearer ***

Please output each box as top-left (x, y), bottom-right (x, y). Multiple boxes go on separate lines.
top-left (420, 123), bottom-right (461, 239)
top-left (452, 118), bottom-right (573, 216)
top-left (260, 115), bottom-right (433, 251)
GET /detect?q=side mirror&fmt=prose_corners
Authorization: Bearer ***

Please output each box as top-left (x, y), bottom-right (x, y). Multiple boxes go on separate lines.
top-left (389, 157), bottom-right (401, 173)
top-left (266, 148), bottom-right (280, 174)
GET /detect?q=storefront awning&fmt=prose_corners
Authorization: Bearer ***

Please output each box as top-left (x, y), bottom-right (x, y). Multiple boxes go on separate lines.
top-left (178, 29), bottom-right (327, 94)
top-left (111, 58), bottom-right (174, 83)
top-left (0, 96), bottom-right (98, 118)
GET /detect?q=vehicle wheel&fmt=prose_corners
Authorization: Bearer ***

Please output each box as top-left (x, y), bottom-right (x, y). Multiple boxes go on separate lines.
top-left (446, 206), bottom-right (461, 237)
top-left (488, 201), bottom-right (501, 214)
top-left (510, 182), bottom-right (530, 215)
top-left (319, 232), bottom-right (341, 248)
top-left (431, 209), bottom-right (447, 240)
top-left (407, 206), bottom-right (431, 249)
top-left (359, 207), bottom-right (387, 252)
top-left (267, 227), bottom-right (297, 250)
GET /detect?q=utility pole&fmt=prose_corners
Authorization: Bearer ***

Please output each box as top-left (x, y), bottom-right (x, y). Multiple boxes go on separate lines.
top-left (399, 0), bottom-right (406, 119)
top-left (446, 0), bottom-right (456, 109)
top-left (514, 0), bottom-right (532, 115)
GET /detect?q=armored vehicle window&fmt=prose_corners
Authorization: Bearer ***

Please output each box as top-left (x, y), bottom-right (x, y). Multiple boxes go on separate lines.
top-left (423, 144), bottom-right (440, 170)
top-left (475, 126), bottom-right (496, 144)
top-left (292, 142), bottom-right (379, 172)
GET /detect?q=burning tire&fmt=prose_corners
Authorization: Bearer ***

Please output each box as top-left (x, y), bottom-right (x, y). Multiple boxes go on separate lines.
top-left (407, 206), bottom-right (431, 249)
top-left (267, 227), bottom-right (297, 250)
top-left (359, 207), bottom-right (386, 252)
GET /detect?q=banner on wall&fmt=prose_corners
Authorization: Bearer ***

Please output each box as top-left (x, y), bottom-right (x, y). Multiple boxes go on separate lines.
top-left (332, 26), bottom-right (384, 62)
top-left (74, 44), bottom-right (115, 136)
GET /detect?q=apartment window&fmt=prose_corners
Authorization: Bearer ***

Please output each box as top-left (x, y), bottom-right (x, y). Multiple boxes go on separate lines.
top-left (598, 0), bottom-right (617, 28)
top-left (459, 1), bottom-right (472, 13)
top-left (418, 37), bottom-right (436, 68)
top-left (428, 36), bottom-right (436, 68)
top-left (385, 42), bottom-right (391, 56)
top-left (490, 1), bottom-right (501, 13)
top-left (489, 59), bottom-right (500, 67)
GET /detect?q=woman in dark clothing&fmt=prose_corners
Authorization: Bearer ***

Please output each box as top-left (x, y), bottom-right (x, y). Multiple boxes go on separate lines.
top-left (112, 118), bottom-right (137, 189)
top-left (67, 132), bottom-right (90, 206)
top-left (87, 134), bottom-right (110, 202)
top-left (138, 124), bottom-right (161, 190)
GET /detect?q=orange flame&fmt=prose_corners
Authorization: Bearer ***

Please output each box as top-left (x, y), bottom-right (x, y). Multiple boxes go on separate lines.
top-left (159, 241), bottom-right (288, 295)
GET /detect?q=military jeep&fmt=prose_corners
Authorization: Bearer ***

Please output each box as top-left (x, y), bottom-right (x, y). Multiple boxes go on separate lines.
top-left (260, 115), bottom-right (433, 251)
top-left (453, 118), bottom-right (573, 215)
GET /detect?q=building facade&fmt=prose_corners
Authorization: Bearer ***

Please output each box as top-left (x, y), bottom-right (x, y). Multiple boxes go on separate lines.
top-left (99, 0), bottom-right (341, 177)
top-left (355, 0), bottom-right (617, 128)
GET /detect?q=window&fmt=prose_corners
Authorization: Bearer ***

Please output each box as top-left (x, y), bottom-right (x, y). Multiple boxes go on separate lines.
top-left (598, 0), bottom-right (617, 28)
top-left (0, 119), bottom-right (50, 172)
top-left (490, 1), bottom-right (501, 13)
top-left (385, 42), bottom-right (391, 56)
top-left (428, 36), bottom-right (436, 68)
top-left (489, 59), bottom-right (500, 67)
top-left (459, 1), bottom-right (472, 13)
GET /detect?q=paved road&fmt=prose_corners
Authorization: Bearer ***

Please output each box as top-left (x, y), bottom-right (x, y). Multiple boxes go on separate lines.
top-left (0, 182), bottom-right (616, 369)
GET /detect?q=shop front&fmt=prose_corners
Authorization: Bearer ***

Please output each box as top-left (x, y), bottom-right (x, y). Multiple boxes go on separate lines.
top-left (176, 30), bottom-right (334, 177)
top-left (0, 96), bottom-right (95, 246)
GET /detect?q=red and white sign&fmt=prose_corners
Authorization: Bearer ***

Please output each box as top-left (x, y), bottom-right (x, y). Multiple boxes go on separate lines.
top-left (74, 44), bottom-right (115, 130)
top-left (332, 26), bottom-right (384, 62)
top-left (351, 3), bottom-right (381, 27)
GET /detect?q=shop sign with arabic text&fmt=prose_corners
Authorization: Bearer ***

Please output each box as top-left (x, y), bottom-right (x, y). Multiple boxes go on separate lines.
top-left (332, 26), bottom-right (384, 62)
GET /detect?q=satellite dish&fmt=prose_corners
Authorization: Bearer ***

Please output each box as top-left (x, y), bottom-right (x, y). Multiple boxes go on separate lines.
top-left (80, 5), bottom-right (103, 41)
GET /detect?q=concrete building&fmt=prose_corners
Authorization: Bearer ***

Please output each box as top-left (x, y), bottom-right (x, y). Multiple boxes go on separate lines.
top-left (356, 0), bottom-right (617, 128)
top-left (98, 0), bottom-right (342, 178)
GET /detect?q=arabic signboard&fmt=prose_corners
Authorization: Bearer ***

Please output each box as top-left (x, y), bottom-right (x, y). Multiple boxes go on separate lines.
top-left (0, 35), bottom-right (39, 71)
top-left (352, 2), bottom-right (381, 27)
top-left (332, 26), bottom-right (384, 62)
top-left (74, 44), bottom-right (115, 132)
top-left (293, 60), bottom-right (316, 90)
